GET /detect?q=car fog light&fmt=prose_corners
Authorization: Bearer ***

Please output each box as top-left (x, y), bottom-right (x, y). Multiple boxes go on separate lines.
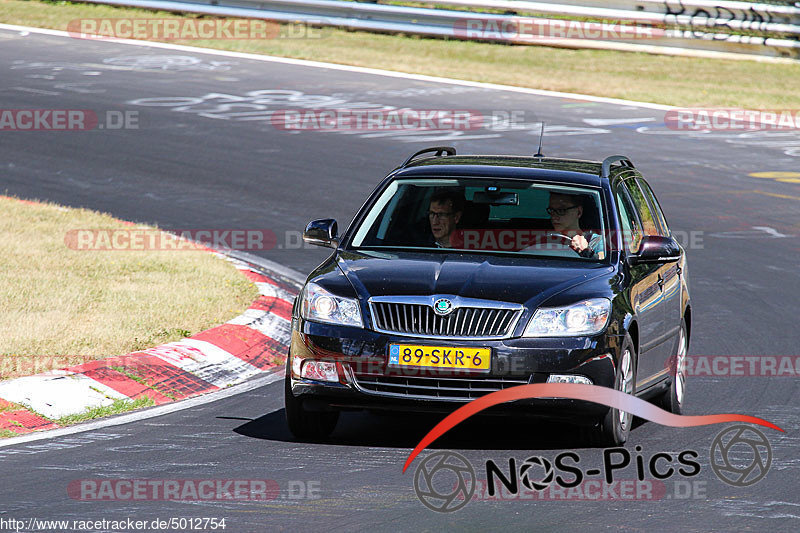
top-left (547, 374), bottom-right (593, 385)
top-left (301, 361), bottom-right (339, 382)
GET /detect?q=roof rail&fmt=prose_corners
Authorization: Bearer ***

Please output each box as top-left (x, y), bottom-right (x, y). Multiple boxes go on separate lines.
top-left (601, 155), bottom-right (634, 178)
top-left (400, 146), bottom-right (456, 168)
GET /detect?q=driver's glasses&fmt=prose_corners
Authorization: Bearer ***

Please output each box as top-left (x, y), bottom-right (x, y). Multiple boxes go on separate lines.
top-left (428, 211), bottom-right (454, 220)
top-left (546, 205), bottom-right (579, 217)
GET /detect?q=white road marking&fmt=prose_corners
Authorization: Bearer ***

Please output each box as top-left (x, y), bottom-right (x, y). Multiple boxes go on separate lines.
top-left (53, 82), bottom-right (105, 93)
top-left (752, 226), bottom-right (793, 238)
top-left (583, 117), bottom-right (657, 126)
top-left (11, 86), bottom-right (59, 95)
top-left (0, 22), bottom-right (675, 111)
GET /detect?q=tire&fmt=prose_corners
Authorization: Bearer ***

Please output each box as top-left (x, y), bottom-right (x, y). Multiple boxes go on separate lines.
top-left (284, 373), bottom-right (339, 440)
top-left (591, 334), bottom-right (637, 447)
top-left (657, 318), bottom-right (688, 415)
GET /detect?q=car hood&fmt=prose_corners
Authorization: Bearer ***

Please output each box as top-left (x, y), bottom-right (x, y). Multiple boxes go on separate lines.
top-left (333, 250), bottom-right (613, 308)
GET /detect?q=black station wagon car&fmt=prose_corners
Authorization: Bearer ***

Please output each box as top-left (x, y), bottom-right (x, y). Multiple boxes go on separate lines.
top-left (285, 147), bottom-right (691, 445)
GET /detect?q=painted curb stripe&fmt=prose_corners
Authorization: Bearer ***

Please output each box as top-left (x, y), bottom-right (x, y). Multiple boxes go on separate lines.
top-left (0, 371), bottom-right (129, 421)
top-left (70, 354), bottom-right (216, 404)
top-left (239, 269), bottom-right (272, 284)
top-left (192, 323), bottom-right (284, 370)
top-left (163, 338), bottom-right (263, 386)
top-left (249, 295), bottom-right (293, 321)
top-left (0, 410), bottom-right (57, 434)
top-left (254, 281), bottom-right (296, 304)
top-left (66, 360), bottom-right (175, 404)
top-left (119, 353), bottom-right (219, 399)
top-left (228, 309), bottom-right (291, 346)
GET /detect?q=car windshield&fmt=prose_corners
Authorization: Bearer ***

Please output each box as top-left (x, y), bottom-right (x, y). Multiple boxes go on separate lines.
top-left (349, 178), bottom-right (607, 260)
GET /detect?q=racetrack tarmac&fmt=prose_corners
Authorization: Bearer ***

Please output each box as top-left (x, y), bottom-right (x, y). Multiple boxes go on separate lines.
top-left (1, 27), bottom-right (798, 531)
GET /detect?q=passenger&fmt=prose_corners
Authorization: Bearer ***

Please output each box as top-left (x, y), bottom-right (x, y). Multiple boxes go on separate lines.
top-left (427, 189), bottom-right (465, 248)
top-left (546, 192), bottom-right (604, 258)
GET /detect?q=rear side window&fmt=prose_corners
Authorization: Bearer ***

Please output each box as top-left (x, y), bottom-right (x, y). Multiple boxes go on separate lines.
top-left (615, 187), bottom-right (643, 254)
top-left (636, 178), bottom-right (670, 236)
top-left (624, 179), bottom-right (661, 237)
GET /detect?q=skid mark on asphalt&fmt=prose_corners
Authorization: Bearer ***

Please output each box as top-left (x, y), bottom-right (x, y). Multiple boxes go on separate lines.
top-left (634, 125), bottom-right (800, 158)
top-left (0, 432), bottom-right (125, 458)
top-left (125, 88), bottom-right (611, 143)
top-left (711, 499), bottom-right (800, 520)
top-left (708, 226), bottom-right (795, 239)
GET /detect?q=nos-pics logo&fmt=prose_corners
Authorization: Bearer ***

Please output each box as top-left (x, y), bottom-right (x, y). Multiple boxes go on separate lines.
top-left (413, 425), bottom-right (773, 512)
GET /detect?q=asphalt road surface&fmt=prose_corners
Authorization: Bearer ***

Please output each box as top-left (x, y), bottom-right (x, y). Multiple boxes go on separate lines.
top-left (1, 27), bottom-right (798, 532)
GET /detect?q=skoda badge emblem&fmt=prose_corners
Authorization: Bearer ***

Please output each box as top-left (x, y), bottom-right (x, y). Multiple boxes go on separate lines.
top-left (433, 298), bottom-right (453, 316)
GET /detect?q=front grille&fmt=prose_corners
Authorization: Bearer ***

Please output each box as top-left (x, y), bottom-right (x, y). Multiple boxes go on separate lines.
top-left (370, 301), bottom-right (521, 338)
top-left (351, 374), bottom-right (529, 401)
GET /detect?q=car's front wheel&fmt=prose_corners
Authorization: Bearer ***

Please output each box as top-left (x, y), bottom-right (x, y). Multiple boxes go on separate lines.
top-left (591, 334), bottom-right (637, 446)
top-left (284, 372), bottom-right (339, 440)
top-left (656, 318), bottom-right (688, 415)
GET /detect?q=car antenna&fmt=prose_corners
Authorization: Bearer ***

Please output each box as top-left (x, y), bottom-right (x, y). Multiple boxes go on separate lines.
top-left (534, 122), bottom-right (545, 158)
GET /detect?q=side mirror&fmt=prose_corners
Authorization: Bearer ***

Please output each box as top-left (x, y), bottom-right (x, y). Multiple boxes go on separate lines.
top-left (303, 219), bottom-right (339, 249)
top-left (629, 235), bottom-right (681, 265)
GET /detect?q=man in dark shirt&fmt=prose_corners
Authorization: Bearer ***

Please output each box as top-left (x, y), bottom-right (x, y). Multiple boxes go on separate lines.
top-left (427, 189), bottom-right (465, 248)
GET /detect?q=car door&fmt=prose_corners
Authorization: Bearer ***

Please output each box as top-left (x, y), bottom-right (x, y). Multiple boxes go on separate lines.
top-left (616, 178), bottom-right (669, 388)
top-left (636, 176), bottom-right (683, 351)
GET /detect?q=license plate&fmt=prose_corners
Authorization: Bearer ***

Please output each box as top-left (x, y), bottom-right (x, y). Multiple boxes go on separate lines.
top-left (388, 344), bottom-right (490, 371)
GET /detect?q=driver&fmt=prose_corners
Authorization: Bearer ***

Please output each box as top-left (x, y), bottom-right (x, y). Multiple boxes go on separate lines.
top-left (546, 192), bottom-right (604, 258)
top-left (427, 189), bottom-right (465, 248)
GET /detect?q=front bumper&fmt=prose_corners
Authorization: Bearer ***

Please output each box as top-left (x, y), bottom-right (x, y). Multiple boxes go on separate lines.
top-left (288, 317), bottom-right (625, 423)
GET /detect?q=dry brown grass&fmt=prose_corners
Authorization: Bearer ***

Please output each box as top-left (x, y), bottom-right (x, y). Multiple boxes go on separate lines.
top-left (0, 196), bottom-right (258, 379)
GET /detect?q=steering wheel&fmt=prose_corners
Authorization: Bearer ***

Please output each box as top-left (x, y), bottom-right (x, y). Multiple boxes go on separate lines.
top-left (547, 232), bottom-right (573, 243)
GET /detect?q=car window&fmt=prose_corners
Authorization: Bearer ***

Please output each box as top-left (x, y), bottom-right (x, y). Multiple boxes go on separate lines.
top-left (636, 178), bottom-right (670, 236)
top-left (623, 179), bottom-right (660, 237)
top-left (349, 179), bottom-right (607, 260)
top-left (615, 186), bottom-right (643, 254)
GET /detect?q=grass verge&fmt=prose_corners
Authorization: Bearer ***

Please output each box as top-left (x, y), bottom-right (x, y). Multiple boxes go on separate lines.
top-left (52, 396), bottom-right (155, 426)
top-left (0, 196), bottom-right (259, 379)
top-left (0, 0), bottom-right (798, 108)
top-left (0, 396), bottom-right (158, 438)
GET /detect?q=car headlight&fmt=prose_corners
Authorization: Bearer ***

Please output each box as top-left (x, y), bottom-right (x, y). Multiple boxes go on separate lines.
top-left (524, 298), bottom-right (611, 337)
top-left (300, 282), bottom-right (363, 327)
